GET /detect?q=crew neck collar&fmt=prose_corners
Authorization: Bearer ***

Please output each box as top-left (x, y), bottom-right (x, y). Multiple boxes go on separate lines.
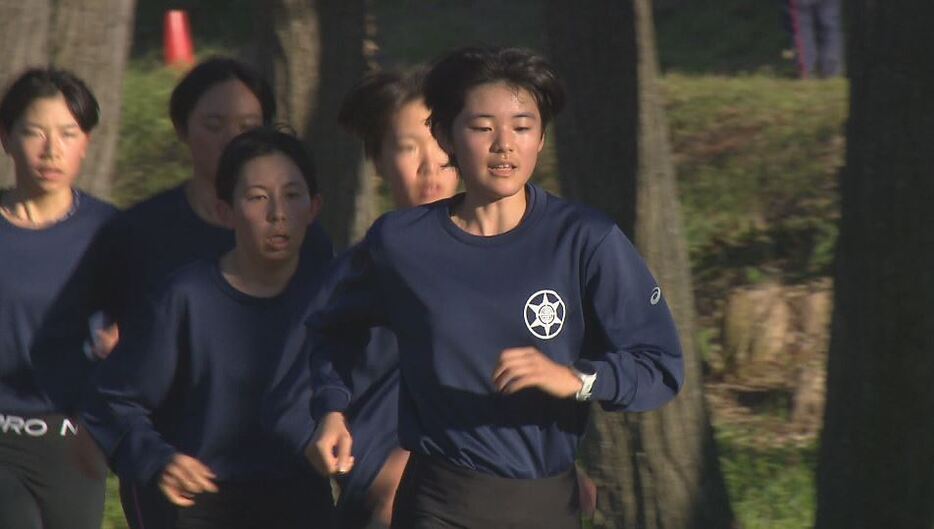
top-left (438, 184), bottom-right (546, 247)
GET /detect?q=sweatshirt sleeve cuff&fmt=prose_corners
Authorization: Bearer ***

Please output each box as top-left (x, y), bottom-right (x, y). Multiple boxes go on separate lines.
top-left (138, 448), bottom-right (176, 485)
top-left (281, 418), bottom-right (317, 457)
top-left (310, 388), bottom-right (351, 422)
top-left (112, 435), bottom-right (176, 485)
top-left (591, 359), bottom-right (627, 403)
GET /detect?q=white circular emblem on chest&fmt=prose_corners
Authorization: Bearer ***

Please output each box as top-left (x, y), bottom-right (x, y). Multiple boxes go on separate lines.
top-left (524, 289), bottom-right (566, 340)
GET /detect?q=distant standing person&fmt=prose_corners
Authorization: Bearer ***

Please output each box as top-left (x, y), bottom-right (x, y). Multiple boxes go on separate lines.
top-left (0, 68), bottom-right (117, 529)
top-left (784, 0), bottom-right (843, 78)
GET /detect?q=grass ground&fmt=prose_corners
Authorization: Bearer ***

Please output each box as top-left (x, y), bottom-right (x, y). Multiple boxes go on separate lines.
top-left (102, 477), bottom-right (125, 529)
top-left (718, 428), bottom-right (818, 529)
top-left (100, 1), bottom-right (844, 528)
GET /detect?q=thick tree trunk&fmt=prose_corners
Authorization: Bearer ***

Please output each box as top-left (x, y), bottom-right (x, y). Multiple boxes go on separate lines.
top-left (0, 0), bottom-right (52, 187)
top-left (546, 2), bottom-right (735, 528)
top-left (815, 2), bottom-right (934, 529)
top-left (255, 0), bottom-right (373, 250)
top-left (0, 0), bottom-right (133, 199)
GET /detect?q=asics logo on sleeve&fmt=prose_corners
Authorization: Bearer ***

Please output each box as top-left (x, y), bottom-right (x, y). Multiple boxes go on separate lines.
top-left (650, 287), bottom-right (662, 305)
top-left (524, 290), bottom-right (566, 340)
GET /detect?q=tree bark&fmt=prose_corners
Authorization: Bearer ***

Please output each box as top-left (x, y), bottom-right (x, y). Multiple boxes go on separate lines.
top-left (815, 2), bottom-right (934, 529)
top-left (51, 0), bottom-right (136, 199)
top-left (0, 0), bottom-right (133, 199)
top-left (546, 2), bottom-right (735, 528)
top-left (0, 0), bottom-right (52, 187)
top-left (254, 0), bottom-right (373, 250)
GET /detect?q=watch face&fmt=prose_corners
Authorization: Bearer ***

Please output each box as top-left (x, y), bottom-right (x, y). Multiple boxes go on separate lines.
top-left (574, 360), bottom-right (597, 376)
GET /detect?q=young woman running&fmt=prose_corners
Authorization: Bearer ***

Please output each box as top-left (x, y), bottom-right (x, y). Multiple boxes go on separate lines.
top-left (97, 56), bottom-right (333, 529)
top-left (306, 67), bottom-right (596, 528)
top-left (83, 127), bottom-right (335, 529)
top-left (103, 57), bottom-right (332, 321)
top-left (264, 67), bottom-right (459, 529)
top-left (305, 47), bottom-right (684, 529)
top-left (0, 68), bottom-right (117, 529)
top-left (332, 67), bottom-right (458, 528)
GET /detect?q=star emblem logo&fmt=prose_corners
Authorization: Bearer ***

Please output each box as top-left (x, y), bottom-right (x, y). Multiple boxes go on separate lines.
top-left (524, 289), bottom-right (566, 340)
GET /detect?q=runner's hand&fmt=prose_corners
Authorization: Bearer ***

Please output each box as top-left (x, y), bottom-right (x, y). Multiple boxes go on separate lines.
top-left (91, 323), bottom-right (119, 360)
top-left (159, 454), bottom-right (218, 507)
top-left (305, 412), bottom-right (355, 477)
top-left (493, 346), bottom-right (583, 398)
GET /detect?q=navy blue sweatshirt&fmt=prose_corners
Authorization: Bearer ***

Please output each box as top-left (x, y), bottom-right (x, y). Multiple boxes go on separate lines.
top-left (82, 257), bottom-right (330, 484)
top-left (309, 184), bottom-right (684, 479)
top-left (101, 184), bottom-right (332, 320)
top-left (264, 273), bottom-right (401, 502)
top-left (335, 327), bottom-right (400, 509)
top-left (266, 321), bottom-right (401, 510)
top-left (0, 191), bottom-right (117, 416)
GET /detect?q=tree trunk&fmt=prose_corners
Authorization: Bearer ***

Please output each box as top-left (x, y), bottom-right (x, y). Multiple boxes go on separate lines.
top-left (0, 0), bottom-right (52, 187)
top-left (254, 0), bottom-right (373, 250)
top-left (254, 0), bottom-right (321, 138)
top-left (815, 2), bottom-right (934, 529)
top-left (51, 0), bottom-right (136, 199)
top-left (0, 0), bottom-right (133, 199)
top-left (546, 2), bottom-right (735, 528)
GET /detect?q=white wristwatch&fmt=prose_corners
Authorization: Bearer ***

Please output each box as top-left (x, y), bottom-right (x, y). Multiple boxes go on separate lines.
top-left (571, 360), bottom-right (597, 402)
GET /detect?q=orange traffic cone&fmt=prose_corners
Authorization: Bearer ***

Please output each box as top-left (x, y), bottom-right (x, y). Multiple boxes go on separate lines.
top-left (163, 10), bottom-right (195, 68)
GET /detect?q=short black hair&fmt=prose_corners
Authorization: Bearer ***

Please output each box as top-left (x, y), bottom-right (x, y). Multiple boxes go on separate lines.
top-left (338, 67), bottom-right (427, 160)
top-left (215, 126), bottom-right (317, 205)
top-left (0, 68), bottom-right (100, 133)
top-left (170, 57), bottom-right (276, 135)
top-left (424, 47), bottom-right (565, 144)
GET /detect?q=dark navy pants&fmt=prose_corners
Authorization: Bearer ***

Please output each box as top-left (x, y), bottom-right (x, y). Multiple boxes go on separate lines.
top-left (788, 0), bottom-right (844, 78)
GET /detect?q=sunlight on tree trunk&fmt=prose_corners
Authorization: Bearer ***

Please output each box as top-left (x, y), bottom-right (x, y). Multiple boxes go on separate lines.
top-left (0, 0), bottom-right (51, 187)
top-left (0, 0), bottom-right (133, 200)
top-left (51, 0), bottom-right (136, 199)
